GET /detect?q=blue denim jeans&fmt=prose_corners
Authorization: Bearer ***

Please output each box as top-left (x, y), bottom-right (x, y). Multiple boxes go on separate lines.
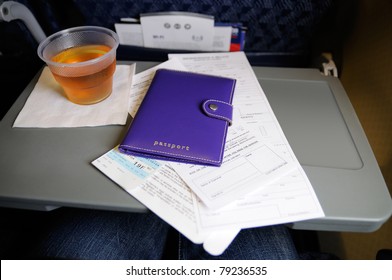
top-left (178, 226), bottom-right (299, 260)
top-left (34, 208), bottom-right (299, 260)
top-left (34, 209), bottom-right (168, 259)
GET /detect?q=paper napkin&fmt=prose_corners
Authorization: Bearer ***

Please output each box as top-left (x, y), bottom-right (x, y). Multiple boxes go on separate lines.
top-left (13, 64), bottom-right (135, 128)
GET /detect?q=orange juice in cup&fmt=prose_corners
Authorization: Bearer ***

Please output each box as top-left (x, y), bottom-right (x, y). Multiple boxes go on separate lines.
top-left (38, 26), bottom-right (119, 105)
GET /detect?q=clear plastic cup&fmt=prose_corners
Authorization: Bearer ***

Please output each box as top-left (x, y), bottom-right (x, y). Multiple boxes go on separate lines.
top-left (37, 26), bottom-right (120, 105)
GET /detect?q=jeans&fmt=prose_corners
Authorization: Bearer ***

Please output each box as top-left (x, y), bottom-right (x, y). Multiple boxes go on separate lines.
top-left (178, 226), bottom-right (299, 260)
top-left (32, 208), bottom-right (299, 260)
top-left (34, 209), bottom-right (169, 259)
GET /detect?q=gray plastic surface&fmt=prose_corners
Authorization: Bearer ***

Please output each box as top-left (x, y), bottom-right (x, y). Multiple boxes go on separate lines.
top-left (0, 63), bottom-right (391, 232)
top-left (255, 67), bottom-right (391, 232)
top-left (0, 62), bottom-right (158, 213)
top-left (262, 79), bottom-right (362, 169)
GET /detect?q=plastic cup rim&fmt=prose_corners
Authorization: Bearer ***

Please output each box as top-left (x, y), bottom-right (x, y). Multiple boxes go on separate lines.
top-left (37, 26), bottom-right (120, 69)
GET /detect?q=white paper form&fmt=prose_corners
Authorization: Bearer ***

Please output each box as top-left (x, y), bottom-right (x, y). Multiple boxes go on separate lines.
top-left (168, 51), bottom-right (307, 165)
top-left (194, 169), bottom-right (324, 232)
top-left (172, 125), bottom-right (295, 210)
top-left (92, 146), bottom-right (161, 189)
top-left (92, 148), bottom-right (203, 243)
top-left (168, 52), bottom-right (324, 231)
top-left (92, 147), bottom-right (239, 254)
top-left (168, 52), bottom-right (279, 126)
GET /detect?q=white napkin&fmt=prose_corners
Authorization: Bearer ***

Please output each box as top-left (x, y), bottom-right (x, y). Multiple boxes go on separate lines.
top-left (13, 64), bottom-right (135, 128)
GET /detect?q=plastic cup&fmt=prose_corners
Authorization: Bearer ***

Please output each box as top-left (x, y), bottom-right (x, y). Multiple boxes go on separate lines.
top-left (37, 26), bottom-right (120, 105)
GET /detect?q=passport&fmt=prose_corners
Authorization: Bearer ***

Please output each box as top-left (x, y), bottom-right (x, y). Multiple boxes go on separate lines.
top-left (119, 69), bottom-right (236, 166)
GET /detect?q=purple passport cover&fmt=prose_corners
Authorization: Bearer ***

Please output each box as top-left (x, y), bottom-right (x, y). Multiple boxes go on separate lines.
top-left (119, 69), bottom-right (236, 166)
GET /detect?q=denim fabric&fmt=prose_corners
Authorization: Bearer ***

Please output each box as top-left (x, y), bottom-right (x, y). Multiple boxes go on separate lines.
top-left (178, 226), bottom-right (299, 260)
top-left (35, 209), bottom-right (170, 260)
top-left (34, 209), bottom-right (299, 260)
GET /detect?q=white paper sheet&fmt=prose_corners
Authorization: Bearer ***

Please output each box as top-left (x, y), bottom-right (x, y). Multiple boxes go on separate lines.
top-left (193, 168), bottom-right (324, 232)
top-left (13, 64), bottom-right (135, 128)
top-left (168, 52), bottom-right (324, 232)
top-left (92, 149), bottom-right (204, 244)
top-left (92, 146), bottom-right (161, 189)
top-left (172, 124), bottom-right (296, 209)
top-left (202, 228), bottom-right (240, 256)
top-left (92, 147), bottom-right (239, 254)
